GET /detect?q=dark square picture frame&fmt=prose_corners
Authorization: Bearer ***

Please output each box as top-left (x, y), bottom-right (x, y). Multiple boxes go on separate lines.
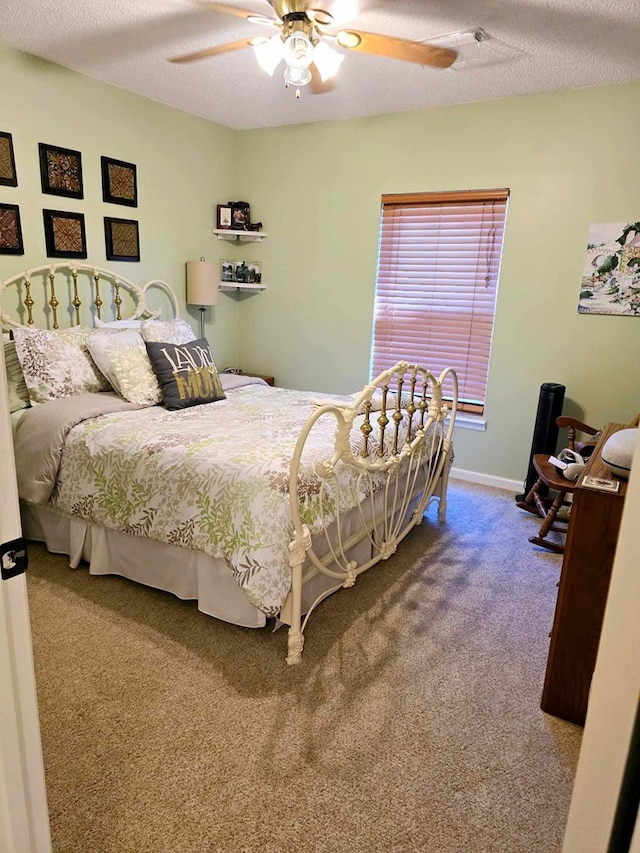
top-left (39, 143), bottom-right (84, 199)
top-left (101, 156), bottom-right (138, 207)
top-left (104, 216), bottom-right (140, 262)
top-left (0, 132), bottom-right (18, 187)
top-left (217, 204), bottom-right (232, 230)
top-left (0, 203), bottom-right (24, 254)
top-left (43, 209), bottom-right (87, 259)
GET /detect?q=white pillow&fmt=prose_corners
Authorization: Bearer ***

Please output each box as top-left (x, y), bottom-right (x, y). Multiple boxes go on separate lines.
top-left (87, 330), bottom-right (161, 406)
top-left (141, 318), bottom-right (196, 345)
top-left (13, 326), bottom-right (110, 404)
top-left (95, 317), bottom-right (143, 329)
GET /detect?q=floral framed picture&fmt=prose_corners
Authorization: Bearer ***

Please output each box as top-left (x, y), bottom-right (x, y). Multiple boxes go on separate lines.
top-left (0, 203), bottom-right (24, 254)
top-left (43, 209), bottom-right (87, 258)
top-left (579, 221), bottom-right (640, 315)
top-left (104, 216), bottom-right (140, 262)
top-left (101, 156), bottom-right (138, 207)
top-left (0, 132), bottom-right (18, 187)
top-left (39, 143), bottom-right (84, 199)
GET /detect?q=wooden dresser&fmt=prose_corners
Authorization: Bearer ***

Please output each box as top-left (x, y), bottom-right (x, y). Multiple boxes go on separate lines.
top-left (541, 422), bottom-right (629, 725)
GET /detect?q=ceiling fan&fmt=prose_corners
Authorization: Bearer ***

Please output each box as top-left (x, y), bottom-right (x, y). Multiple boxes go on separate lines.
top-left (169, 0), bottom-right (458, 97)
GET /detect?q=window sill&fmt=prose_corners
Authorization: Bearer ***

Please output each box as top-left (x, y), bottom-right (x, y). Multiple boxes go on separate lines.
top-left (452, 412), bottom-right (487, 432)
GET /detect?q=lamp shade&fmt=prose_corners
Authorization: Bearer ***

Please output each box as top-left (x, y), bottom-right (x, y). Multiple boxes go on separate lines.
top-left (186, 260), bottom-right (218, 306)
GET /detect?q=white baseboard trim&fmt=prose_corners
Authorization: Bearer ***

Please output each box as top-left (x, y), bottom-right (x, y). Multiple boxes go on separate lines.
top-left (450, 466), bottom-right (522, 493)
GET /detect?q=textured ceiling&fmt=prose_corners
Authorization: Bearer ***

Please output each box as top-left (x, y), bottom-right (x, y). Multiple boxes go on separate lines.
top-left (1, 0), bottom-right (639, 130)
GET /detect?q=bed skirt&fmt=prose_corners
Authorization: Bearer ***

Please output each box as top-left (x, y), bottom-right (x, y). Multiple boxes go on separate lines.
top-left (21, 503), bottom-right (374, 630)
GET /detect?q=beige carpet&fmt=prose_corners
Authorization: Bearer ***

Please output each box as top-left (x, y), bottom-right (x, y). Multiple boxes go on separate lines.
top-left (26, 480), bottom-right (582, 853)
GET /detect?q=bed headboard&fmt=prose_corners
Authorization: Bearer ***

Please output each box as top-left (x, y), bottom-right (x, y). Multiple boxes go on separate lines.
top-left (0, 263), bottom-right (179, 330)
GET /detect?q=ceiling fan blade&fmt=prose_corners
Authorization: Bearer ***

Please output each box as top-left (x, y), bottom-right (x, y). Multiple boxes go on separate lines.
top-left (198, 1), bottom-right (278, 22)
top-left (336, 29), bottom-right (457, 69)
top-left (309, 63), bottom-right (335, 94)
top-left (169, 38), bottom-right (252, 64)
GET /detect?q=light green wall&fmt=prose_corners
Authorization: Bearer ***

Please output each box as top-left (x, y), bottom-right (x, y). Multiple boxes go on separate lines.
top-left (2, 41), bottom-right (638, 481)
top-left (0, 45), bottom-right (240, 366)
top-left (235, 84), bottom-right (640, 481)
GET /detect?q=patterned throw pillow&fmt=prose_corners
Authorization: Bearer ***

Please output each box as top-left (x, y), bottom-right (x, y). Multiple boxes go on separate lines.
top-left (111, 345), bottom-right (163, 406)
top-left (8, 382), bottom-right (26, 413)
top-left (3, 340), bottom-right (30, 412)
top-left (87, 329), bottom-right (162, 406)
top-left (12, 326), bottom-right (110, 404)
top-left (145, 338), bottom-right (225, 410)
top-left (140, 318), bottom-right (196, 345)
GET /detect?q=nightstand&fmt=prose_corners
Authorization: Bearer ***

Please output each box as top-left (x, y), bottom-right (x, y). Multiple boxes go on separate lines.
top-left (244, 373), bottom-right (274, 386)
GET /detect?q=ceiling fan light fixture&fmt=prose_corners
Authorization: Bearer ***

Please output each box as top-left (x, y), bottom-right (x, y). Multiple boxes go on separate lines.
top-left (336, 30), bottom-right (361, 49)
top-left (312, 40), bottom-right (344, 81)
top-left (283, 31), bottom-right (314, 69)
top-left (252, 34), bottom-right (285, 75)
top-left (283, 64), bottom-right (312, 87)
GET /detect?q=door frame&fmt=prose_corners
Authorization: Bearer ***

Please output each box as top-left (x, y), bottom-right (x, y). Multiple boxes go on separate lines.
top-left (562, 430), bottom-right (640, 851)
top-left (0, 342), bottom-right (51, 853)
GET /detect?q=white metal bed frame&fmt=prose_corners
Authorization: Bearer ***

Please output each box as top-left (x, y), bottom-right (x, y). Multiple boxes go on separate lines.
top-left (2, 264), bottom-right (457, 664)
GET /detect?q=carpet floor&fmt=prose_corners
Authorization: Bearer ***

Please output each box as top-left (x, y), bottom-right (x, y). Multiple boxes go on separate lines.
top-left (26, 479), bottom-right (582, 853)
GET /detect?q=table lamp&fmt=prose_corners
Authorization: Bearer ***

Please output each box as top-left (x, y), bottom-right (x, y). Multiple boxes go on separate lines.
top-left (186, 258), bottom-right (218, 339)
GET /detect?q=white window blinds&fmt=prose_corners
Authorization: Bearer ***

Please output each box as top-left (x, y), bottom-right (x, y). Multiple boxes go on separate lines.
top-left (371, 189), bottom-right (509, 414)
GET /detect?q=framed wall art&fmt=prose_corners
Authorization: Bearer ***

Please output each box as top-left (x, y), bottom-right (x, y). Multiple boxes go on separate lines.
top-left (39, 143), bottom-right (84, 199)
top-left (0, 203), bottom-right (24, 255)
top-left (43, 209), bottom-right (87, 259)
top-left (0, 132), bottom-right (18, 187)
top-left (101, 156), bottom-right (138, 207)
top-left (104, 216), bottom-right (140, 262)
top-left (579, 221), bottom-right (640, 315)
top-left (216, 204), bottom-right (232, 230)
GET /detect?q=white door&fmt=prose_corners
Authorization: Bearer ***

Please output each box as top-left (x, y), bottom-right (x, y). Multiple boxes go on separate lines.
top-left (563, 430), bottom-right (640, 851)
top-left (0, 343), bottom-right (51, 853)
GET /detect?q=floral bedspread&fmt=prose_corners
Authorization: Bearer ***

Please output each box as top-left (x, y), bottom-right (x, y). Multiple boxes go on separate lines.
top-left (40, 385), bottom-right (382, 616)
top-left (17, 383), bottom-right (443, 616)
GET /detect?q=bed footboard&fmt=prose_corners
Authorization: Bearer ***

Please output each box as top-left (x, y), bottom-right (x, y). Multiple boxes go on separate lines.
top-left (285, 361), bottom-right (457, 664)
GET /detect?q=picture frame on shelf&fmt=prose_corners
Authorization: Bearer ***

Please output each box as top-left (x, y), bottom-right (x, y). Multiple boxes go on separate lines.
top-left (247, 262), bottom-right (262, 284)
top-left (0, 203), bottom-right (24, 254)
top-left (104, 216), bottom-right (140, 262)
top-left (230, 200), bottom-right (250, 231)
top-left (220, 259), bottom-right (234, 282)
top-left (39, 143), bottom-right (84, 199)
top-left (0, 131), bottom-right (18, 187)
top-left (101, 156), bottom-right (138, 207)
top-left (43, 209), bottom-right (87, 259)
top-left (216, 204), bottom-right (232, 230)
top-left (234, 260), bottom-right (250, 283)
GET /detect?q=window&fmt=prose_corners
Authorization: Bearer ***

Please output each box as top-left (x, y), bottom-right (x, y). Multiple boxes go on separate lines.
top-left (371, 189), bottom-right (509, 415)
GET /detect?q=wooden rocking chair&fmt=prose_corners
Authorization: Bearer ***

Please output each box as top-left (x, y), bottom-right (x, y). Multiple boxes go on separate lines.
top-left (517, 416), bottom-right (600, 554)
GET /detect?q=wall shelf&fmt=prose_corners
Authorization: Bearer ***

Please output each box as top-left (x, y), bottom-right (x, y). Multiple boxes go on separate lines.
top-left (213, 229), bottom-right (268, 243)
top-left (219, 283), bottom-right (266, 293)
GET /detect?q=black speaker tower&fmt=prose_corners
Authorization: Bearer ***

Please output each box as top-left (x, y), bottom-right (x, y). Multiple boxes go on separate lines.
top-left (515, 382), bottom-right (566, 503)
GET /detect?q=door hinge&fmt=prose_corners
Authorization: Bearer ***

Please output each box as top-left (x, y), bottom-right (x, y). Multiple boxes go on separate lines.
top-left (1, 538), bottom-right (28, 580)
